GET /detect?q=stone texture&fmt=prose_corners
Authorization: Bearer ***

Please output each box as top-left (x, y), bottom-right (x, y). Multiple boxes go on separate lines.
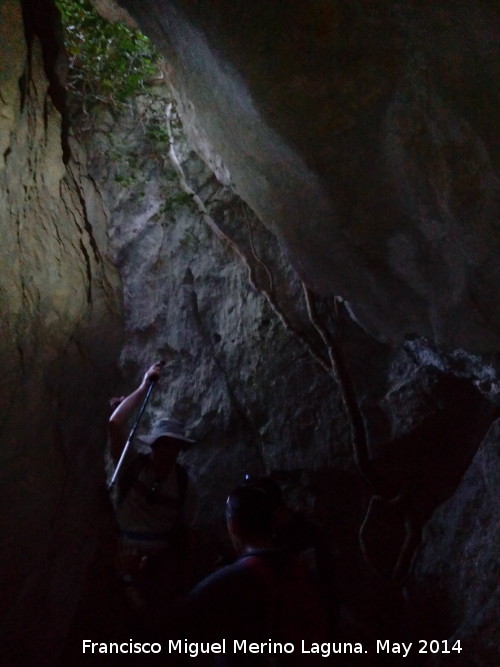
top-left (116, 0), bottom-right (500, 358)
top-left (359, 339), bottom-right (500, 583)
top-left (0, 2), bottom-right (498, 665)
top-left (93, 0), bottom-right (138, 28)
top-left (82, 88), bottom-right (500, 664)
top-left (83, 92), bottom-right (354, 563)
top-left (0, 2), bottom-right (122, 664)
top-left (409, 420), bottom-right (500, 665)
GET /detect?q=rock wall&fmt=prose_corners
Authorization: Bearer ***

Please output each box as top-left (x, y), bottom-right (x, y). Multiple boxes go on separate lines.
top-left (101, 0), bottom-right (500, 662)
top-left (409, 420), bottom-right (500, 665)
top-left (83, 90), bottom-right (499, 663)
top-left (0, 2), bottom-right (122, 664)
top-left (0, 1), bottom-right (498, 665)
top-left (115, 0), bottom-right (500, 358)
top-left (83, 93), bottom-right (356, 563)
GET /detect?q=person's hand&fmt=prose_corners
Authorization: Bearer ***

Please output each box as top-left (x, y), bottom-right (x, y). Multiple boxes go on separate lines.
top-left (142, 361), bottom-right (164, 385)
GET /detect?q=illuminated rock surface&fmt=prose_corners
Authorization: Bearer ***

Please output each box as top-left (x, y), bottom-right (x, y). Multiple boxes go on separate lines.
top-left (0, 2), bottom-right (498, 665)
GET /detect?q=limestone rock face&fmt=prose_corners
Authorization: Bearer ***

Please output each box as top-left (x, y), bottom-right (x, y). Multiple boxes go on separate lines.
top-left (106, 1), bottom-right (499, 660)
top-left (84, 93), bottom-right (353, 558)
top-left (360, 339), bottom-right (499, 585)
top-left (0, 1), bottom-right (498, 664)
top-left (409, 420), bottom-right (500, 665)
top-left (83, 92), bottom-right (500, 664)
top-left (116, 0), bottom-right (499, 358)
top-left (0, 2), bottom-right (122, 663)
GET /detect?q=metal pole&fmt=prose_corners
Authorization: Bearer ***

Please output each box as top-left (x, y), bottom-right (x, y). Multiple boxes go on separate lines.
top-left (108, 379), bottom-right (157, 489)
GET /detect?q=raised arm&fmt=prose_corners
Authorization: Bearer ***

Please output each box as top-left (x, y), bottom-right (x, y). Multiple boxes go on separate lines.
top-left (108, 361), bottom-right (163, 461)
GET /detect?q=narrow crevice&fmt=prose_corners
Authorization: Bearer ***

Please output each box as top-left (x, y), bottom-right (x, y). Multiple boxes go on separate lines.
top-left (78, 239), bottom-right (93, 304)
top-left (20, 0), bottom-right (71, 162)
top-left (18, 69), bottom-right (28, 112)
top-left (68, 169), bottom-right (102, 265)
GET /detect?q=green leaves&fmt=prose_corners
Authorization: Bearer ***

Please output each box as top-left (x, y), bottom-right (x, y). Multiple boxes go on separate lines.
top-left (56, 0), bottom-right (160, 110)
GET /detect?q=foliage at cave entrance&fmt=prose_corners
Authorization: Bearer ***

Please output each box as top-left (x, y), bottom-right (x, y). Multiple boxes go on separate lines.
top-left (56, 0), bottom-right (160, 110)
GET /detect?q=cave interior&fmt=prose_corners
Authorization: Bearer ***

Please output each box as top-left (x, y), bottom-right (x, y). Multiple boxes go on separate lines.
top-left (0, 1), bottom-right (499, 665)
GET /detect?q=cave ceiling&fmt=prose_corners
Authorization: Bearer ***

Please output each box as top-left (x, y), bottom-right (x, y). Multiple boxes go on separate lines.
top-left (111, 0), bottom-right (499, 359)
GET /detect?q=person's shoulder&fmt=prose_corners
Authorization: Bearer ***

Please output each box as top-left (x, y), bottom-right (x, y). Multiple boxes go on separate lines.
top-left (190, 558), bottom-right (254, 601)
top-left (243, 547), bottom-right (294, 572)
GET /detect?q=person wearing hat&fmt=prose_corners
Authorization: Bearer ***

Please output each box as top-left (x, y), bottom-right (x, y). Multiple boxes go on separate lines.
top-left (108, 362), bottom-right (197, 624)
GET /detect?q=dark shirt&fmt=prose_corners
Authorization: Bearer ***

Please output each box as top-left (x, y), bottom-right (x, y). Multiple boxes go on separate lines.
top-left (184, 548), bottom-right (328, 666)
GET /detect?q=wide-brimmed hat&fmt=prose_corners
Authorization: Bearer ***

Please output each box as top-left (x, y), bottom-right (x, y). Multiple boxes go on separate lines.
top-left (136, 417), bottom-right (195, 446)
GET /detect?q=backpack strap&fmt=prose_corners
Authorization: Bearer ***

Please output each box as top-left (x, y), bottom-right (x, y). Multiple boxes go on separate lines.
top-left (115, 457), bottom-right (189, 522)
top-left (115, 454), bottom-right (148, 508)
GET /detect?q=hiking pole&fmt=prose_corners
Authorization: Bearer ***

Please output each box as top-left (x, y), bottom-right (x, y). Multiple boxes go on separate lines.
top-left (108, 362), bottom-right (164, 489)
